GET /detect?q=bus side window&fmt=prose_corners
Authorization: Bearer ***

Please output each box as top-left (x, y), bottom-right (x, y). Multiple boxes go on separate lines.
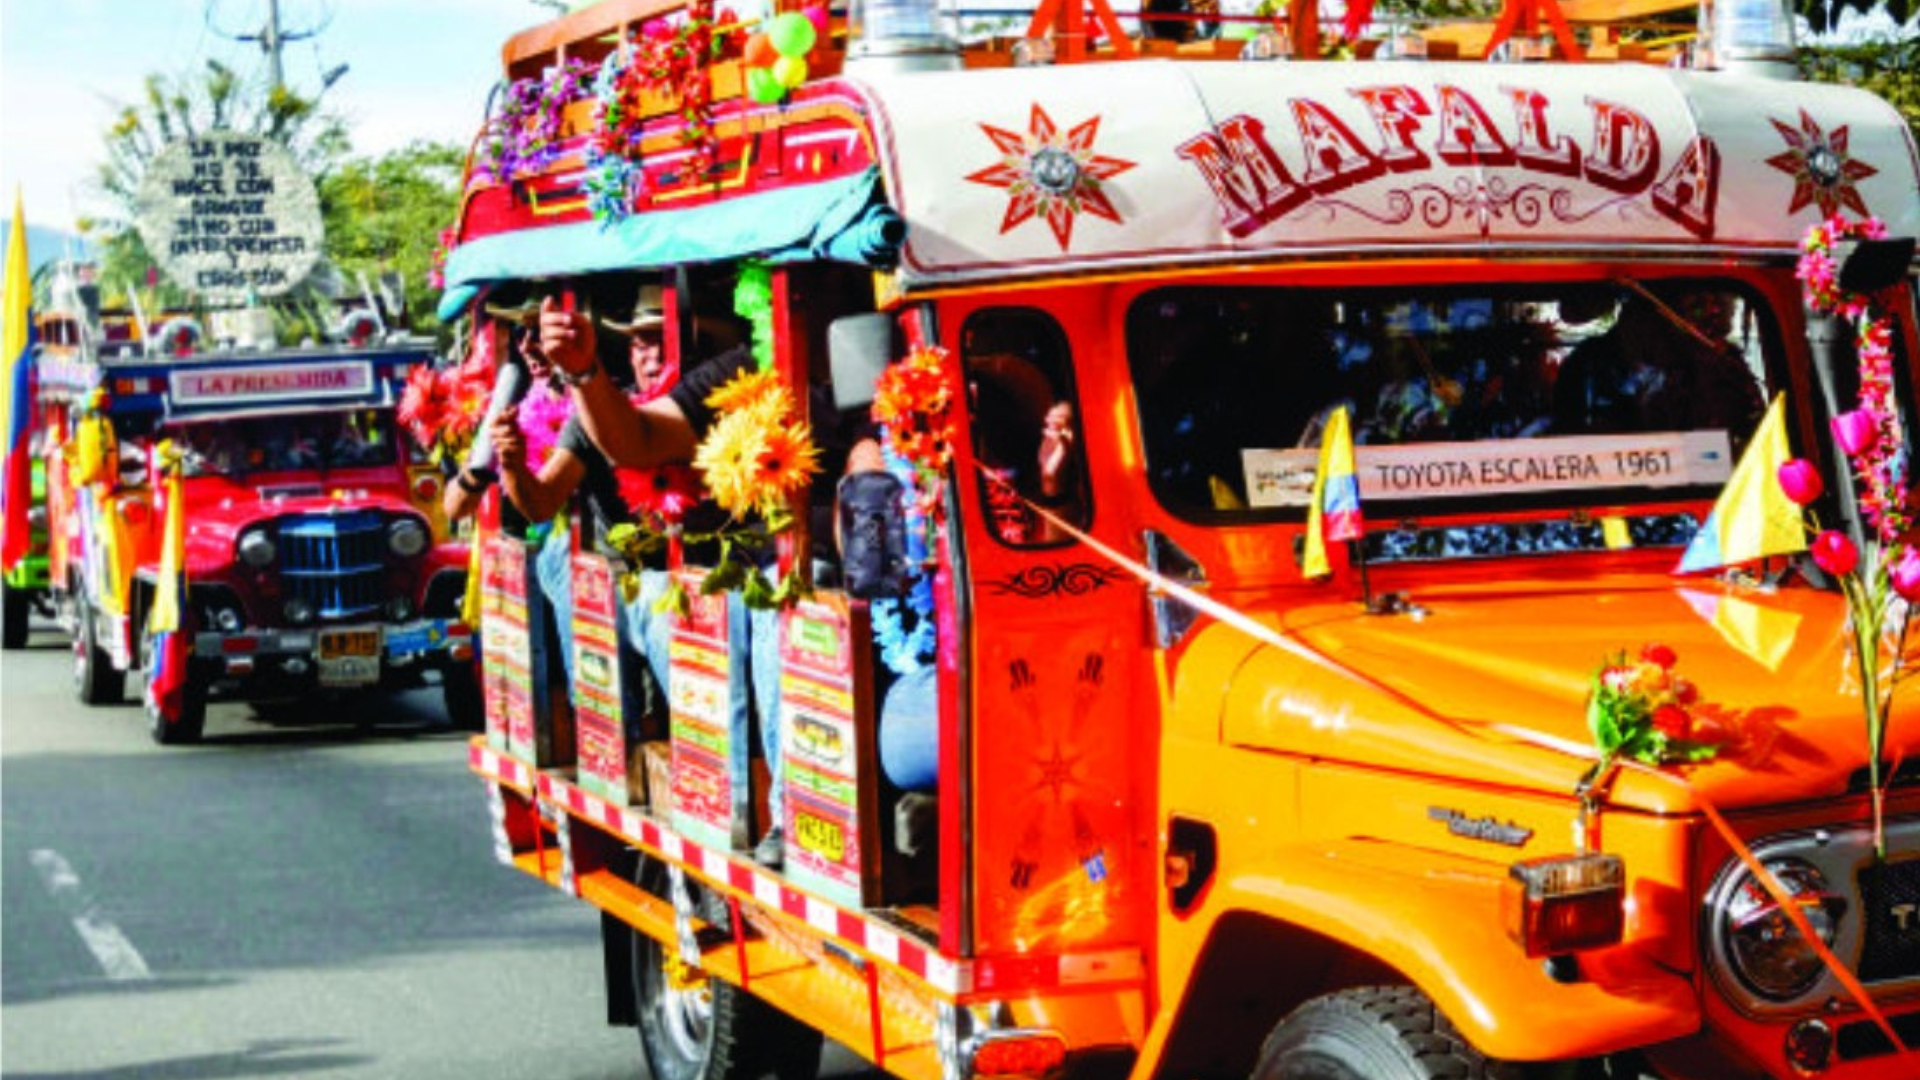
top-left (961, 308), bottom-right (1089, 547)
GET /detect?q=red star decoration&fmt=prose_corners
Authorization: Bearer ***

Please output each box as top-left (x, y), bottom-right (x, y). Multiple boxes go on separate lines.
top-left (965, 103), bottom-right (1136, 252)
top-left (1764, 109), bottom-right (1878, 219)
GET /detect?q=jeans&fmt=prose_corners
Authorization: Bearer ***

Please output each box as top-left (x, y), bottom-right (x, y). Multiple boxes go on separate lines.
top-left (727, 593), bottom-right (783, 840)
top-left (533, 522), bottom-right (575, 687)
top-left (617, 569), bottom-right (673, 744)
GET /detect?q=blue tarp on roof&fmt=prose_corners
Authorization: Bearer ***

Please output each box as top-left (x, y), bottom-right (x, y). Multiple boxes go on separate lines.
top-left (437, 167), bottom-right (901, 321)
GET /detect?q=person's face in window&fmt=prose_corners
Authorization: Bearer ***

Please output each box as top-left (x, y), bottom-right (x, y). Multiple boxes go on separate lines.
top-left (1679, 291), bottom-right (1734, 341)
top-left (631, 327), bottom-right (668, 395)
top-left (515, 327), bottom-right (553, 381)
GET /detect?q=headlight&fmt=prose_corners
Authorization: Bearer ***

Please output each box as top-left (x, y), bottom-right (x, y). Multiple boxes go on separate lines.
top-left (284, 597), bottom-right (315, 626)
top-left (1717, 857), bottom-right (1847, 1001)
top-left (238, 527), bottom-right (277, 568)
top-left (387, 518), bottom-right (428, 558)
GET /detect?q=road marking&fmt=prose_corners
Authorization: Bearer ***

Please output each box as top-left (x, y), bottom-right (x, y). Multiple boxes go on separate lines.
top-left (28, 848), bottom-right (153, 982)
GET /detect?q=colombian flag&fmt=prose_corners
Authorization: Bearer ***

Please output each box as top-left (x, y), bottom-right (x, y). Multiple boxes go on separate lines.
top-left (1302, 405), bottom-right (1362, 579)
top-left (1, 189), bottom-right (34, 572)
top-left (1676, 395), bottom-right (1805, 574)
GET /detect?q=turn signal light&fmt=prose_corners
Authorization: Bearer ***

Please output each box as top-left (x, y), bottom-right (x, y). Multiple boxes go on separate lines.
top-left (1502, 853), bottom-right (1625, 957)
top-left (412, 472), bottom-right (442, 502)
top-left (970, 1030), bottom-right (1067, 1077)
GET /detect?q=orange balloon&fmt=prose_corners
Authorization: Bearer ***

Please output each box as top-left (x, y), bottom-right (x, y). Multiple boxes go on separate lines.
top-left (744, 32), bottom-right (778, 68)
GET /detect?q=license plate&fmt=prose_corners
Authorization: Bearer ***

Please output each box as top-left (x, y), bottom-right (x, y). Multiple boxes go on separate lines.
top-left (318, 627), bottom-right (381, 687)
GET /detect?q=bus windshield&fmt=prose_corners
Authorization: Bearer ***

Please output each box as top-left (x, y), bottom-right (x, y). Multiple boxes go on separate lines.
top-left (1126, 281), bottom-right (1779, 527)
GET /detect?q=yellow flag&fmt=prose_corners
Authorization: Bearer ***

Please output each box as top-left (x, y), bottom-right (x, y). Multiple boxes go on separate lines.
top-left (1302, 406), bottom-right (1360, 579)
top-left (149, 442), bottom-right (186, 632)
top-left (1675, 395), bottom-right (1805, 573)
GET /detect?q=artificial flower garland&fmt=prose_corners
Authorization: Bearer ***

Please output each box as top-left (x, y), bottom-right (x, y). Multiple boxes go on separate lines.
top-left (1785, 213), bottom-right (1912, 855)
top-left (398, 337), bottom-right (495, 463)
top-left (473, 58), bottom-right (594, 186)
top-left (584, 0), bottom-right (737, 224)
top-left (871, 439), bottom-right (937, 676)
top-left (870, 345), bottom-right (958, 548)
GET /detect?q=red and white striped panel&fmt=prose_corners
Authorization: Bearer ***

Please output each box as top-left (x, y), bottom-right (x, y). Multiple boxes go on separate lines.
top-left (469, 739), bottom-right (534, 791)
top-left (471, 742), bottom-right (1144, 999)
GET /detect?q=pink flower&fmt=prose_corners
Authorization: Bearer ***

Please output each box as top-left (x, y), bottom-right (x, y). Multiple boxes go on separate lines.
top-left (1892, 547), bottom-right (1920, 601)
top-left (1601, 666), bottom-right (1634, 694)
top-left (1776, 459), bottom-right (1824, 506)
top-left (1812, 530), bottom-right (1859, 576)
top-left (1651, 704), bottom-right (1692, 740)
top-left (1640, 643), bottom-right (1678, 670)
top-left (1832, 409), bottom-right (1878, 458)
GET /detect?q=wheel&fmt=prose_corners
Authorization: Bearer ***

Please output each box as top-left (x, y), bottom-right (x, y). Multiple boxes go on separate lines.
top-left (441, 658), bottom-right (485, 732)
top-left (142, 619), bottom-right (205, 745)
top-left (1254, 986), bottom-right (1495, 1080)
top-left (2, 577), bottom-right (29, 649)
top-left (631, 859), bottom-right (822, 1080)
top-left (73, 596), bottom-right (124, 706)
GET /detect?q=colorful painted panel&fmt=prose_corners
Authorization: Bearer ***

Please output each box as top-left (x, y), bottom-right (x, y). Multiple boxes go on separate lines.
top-left (668, 569), bottom-right (735, 850)
top-left (572, 553), bottom-right (630, 805)
top-left (779, 594), bottom-right (876, 908)
top-left (480, 533), bottom-right (531, 757)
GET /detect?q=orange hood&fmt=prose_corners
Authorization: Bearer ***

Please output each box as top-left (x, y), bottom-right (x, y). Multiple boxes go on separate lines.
top-left (1199, 571), bottom-right (1918, 814)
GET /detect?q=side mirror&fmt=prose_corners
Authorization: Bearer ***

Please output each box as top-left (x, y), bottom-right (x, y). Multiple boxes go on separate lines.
top-left (828, 313), bottom-right (896, 411)
top-left (1836, 236), bottom-right (1917, 294)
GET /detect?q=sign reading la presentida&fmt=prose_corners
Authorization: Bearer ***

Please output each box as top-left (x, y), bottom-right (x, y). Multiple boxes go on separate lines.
top-left (132, 132), bottom-right (323, 301)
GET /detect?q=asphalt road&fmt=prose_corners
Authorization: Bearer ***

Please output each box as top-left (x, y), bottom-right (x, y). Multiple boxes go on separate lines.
top-left (1, 616), bottom-right (873, 1080)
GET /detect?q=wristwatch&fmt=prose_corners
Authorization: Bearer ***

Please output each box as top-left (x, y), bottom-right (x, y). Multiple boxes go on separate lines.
top-left (557, 358), bottom-right (601, 387)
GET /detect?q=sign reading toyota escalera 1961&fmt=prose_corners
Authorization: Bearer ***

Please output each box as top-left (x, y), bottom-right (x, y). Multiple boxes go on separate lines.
top-left (132, 131), bottom-right (324, 301)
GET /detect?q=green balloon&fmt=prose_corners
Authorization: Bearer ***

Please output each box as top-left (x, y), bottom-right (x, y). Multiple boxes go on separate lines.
top-left (767, 11), bottom-right (816, 56)
top-left (746, 66), bottom-right (786, 104)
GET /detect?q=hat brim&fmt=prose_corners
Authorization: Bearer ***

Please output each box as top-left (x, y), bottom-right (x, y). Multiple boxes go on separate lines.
top-left (601, 313), bottom-right (668, 335)
top-left (483, 301), bottom-right (543, 328)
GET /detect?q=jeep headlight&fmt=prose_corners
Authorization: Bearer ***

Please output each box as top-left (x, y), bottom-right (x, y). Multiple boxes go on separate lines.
top-left (387, 518), bottom-right (428, 558)
top-left (1716, 857), bottom-right (1846, 1001)
top-left (238, 527), bottom-right (277, 568)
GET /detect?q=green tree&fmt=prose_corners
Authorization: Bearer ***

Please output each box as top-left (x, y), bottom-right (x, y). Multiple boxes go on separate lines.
top-left (1801, 0), bottom-right (1912, 34)
top-left (1803, 30), bottom-right (1920, 147)
top-left (314, 141), bottom-right (465, 337)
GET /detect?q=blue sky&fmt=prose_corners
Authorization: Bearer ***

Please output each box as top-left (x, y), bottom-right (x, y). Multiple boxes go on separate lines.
top-left (1, 0), bottom-right (551, 234)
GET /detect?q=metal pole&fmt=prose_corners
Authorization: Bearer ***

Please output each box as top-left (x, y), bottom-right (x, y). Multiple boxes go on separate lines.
top-left (265, 0), bottom-right (285, 92)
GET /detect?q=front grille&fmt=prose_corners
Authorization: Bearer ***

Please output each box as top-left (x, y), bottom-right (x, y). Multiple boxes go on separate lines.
top-left (1857, 858), bottom-right (1920, 983)
top-left (280, 511), bottom-right (386, 619)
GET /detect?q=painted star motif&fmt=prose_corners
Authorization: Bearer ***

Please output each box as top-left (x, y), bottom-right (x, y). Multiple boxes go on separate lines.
top-left (1031, 739), bottom-right (1083, 805)
top-left (1765, 109), bottom-right (1878, 219)
top-left (966, 103), bottom-right (1136, 252)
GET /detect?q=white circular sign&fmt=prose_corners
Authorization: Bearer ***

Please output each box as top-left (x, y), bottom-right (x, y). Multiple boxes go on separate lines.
top-left (133, 132), bottom-right (324, 301)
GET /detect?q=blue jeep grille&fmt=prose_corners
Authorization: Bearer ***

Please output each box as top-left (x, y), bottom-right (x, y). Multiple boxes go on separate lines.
top-left (280, 511), bottom-right (386, 620)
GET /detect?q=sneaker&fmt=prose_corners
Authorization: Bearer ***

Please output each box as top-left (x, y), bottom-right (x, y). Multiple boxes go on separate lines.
top-left (753, 827), bottom-right (784, 869)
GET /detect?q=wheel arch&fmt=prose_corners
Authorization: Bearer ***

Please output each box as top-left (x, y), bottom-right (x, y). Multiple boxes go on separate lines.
top-left (1150, 845), bottom-right (1702, 1075)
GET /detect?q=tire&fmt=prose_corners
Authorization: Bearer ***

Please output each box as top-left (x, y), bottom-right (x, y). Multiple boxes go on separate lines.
top-left (73, 596), bottom-right (124, 706)
top-left (2, 577), bottom-right (29, 649)
top-left (631, 859), bottom-right (822, 1080)
top-left (141, 619), bottom-right (205, 745)
top-left (441, 659), bottom-right (485, 733)
top-left (1254, 986), bottom-right (1496, 1080)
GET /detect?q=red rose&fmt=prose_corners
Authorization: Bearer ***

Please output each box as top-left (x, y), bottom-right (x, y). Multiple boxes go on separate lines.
top-left (1651, 704), bottom-right (1691, 740)
top-left (1640, 643), bottom-right (1678, 670)
top-left (1812, 530), bottom-right (1859, 577)
top-left (1673, 678), bottom-right (1699, 706)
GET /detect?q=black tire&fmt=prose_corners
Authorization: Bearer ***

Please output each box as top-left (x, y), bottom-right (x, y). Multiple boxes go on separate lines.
top-left (141, 619), bottom-right (205, 745)
top-left (1255, 986), bottom-right (1495, 1080)
top-left (631, 859), bottom-right (822, 1080)
top-left (73, 596), bottom-right (123, 706)
top-left (2, 577), bottom-right (30, 649)
top-left (441, 659), bottom-right (485, 732)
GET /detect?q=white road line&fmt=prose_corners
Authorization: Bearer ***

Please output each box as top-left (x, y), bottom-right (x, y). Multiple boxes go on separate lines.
top-left (28, 848), bottom-right (153, 982)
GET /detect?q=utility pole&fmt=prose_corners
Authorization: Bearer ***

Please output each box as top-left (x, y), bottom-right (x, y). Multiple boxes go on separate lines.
top-left (214, 0), bottom-right (326, 94)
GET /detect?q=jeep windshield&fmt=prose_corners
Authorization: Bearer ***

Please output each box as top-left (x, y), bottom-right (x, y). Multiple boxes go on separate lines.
top-left (1127, 281), bottom-right (1782, 558)
top-left (170, 409), bottom-right (399, 478)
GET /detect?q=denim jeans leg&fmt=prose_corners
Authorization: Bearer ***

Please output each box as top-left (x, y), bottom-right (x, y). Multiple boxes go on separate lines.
top-left (749, 604), bottom-right (784, 833)
top-left (534, 524), bottom-right (576, 692)
top-left (726, 592), bottom-right (754, 846)
top-left (636, 569), bottom-right (673, 708)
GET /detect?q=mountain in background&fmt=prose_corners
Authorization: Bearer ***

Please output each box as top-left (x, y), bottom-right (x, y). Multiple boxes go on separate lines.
top-left (0, 221), bottom-right (95, 272)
